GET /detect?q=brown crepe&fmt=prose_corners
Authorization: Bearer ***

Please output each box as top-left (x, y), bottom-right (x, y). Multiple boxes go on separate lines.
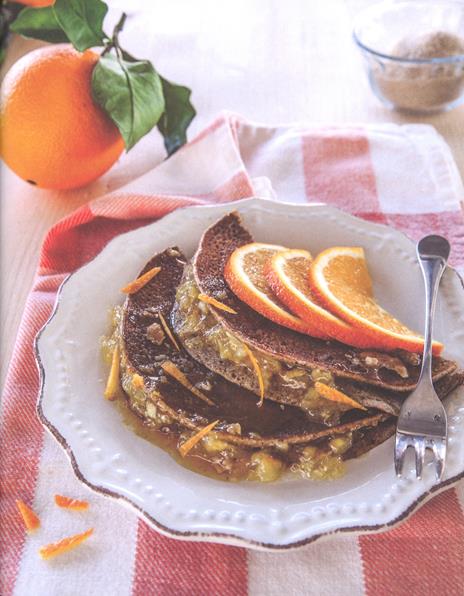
top-left (120, 248), bottom-right (393, 449)
top-left (192, 212), bottom-right (456, 391)
top-left (172, 276), bottom-right (464, 417)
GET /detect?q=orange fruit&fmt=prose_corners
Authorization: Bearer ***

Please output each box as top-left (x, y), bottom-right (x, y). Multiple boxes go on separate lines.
top-left (0, 45), bottom-right (124, 190)
top-left (266, 249), bottom-right (384, 349)
top-left (224, 243), bottom-right (327, 337)
top-left (16, 0), bottom-right (54, 6)
top-left (309, 246), bottom-right (443, 355)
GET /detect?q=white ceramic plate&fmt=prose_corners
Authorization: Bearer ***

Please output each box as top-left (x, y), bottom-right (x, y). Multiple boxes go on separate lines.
top-left (36, 198), bottom-right (464, 550)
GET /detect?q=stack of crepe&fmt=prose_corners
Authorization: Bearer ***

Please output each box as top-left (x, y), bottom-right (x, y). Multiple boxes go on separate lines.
top-left (113, 213), bottom-right (463, 481)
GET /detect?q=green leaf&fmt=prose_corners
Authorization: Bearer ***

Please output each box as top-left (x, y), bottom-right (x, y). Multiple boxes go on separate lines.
top-left (157, 76), bottom-right (196, 156)
top-left (10, 6), bottom-right (69, 43)
top-left (91, 53), bottom-right (165, 150)
top-left (53, 0), bottom-right (107, 51)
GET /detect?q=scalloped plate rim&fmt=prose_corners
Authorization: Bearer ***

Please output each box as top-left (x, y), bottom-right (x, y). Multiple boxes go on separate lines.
top-left (34, 197), bottom-right (464, 551)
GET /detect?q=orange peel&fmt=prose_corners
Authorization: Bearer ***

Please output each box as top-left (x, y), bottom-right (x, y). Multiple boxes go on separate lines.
top-left (131, 373), bottom-right (145, 390)
top-left (54, 494), bottom-right (89, 511)
top-left (161, 361), bottom-right (215, 406)
top-left (158, 312), bottom-right (180, 351)
top-left (120, 267), bottom-right (161, 294)
top-left (314, 382), bottom-right (367, 410)
top-left (179, 420), bottom-right (219, 457)
top-left (39, 528), bottom-right (94, 560)
top-left (198, 293), bottom-right (237, 314)
top-left (243, 344), bottom-right (265, 406)
top-left (16, 499), bottom-right (40, 532)
top-left (104, 345), bottom-right (120, 401)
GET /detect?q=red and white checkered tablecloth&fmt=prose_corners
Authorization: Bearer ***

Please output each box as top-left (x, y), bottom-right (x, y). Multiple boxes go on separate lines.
top-left (1, 113), bottom-right (464, 596)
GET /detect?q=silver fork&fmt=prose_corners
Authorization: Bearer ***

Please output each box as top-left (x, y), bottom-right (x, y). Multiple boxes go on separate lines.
top-left (394, 235), bottom-right (450, 481)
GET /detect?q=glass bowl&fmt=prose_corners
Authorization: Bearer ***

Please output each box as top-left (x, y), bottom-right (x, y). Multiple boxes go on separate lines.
top-left (353, 0), bottom-right (464, 113)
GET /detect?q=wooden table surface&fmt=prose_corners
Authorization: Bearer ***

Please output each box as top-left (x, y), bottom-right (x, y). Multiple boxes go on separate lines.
top-left (2, 0), bottom-right (464, 390)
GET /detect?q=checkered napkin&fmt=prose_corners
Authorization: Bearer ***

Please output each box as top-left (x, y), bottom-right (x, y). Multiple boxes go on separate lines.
top-left (1, 113), bottom-right (464, 596)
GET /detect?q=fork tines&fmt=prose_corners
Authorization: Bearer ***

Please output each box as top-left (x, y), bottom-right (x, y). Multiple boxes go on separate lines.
top-left (395, 432), bottom-right (446, 480)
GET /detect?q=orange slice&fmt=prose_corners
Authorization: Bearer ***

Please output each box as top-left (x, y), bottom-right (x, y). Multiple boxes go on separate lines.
top-left (266, 249), bottom-right (386, 349)
top-left (309, 246), bottom-right (443, 355)
top-left (224, 243), bottom-right (327, 338)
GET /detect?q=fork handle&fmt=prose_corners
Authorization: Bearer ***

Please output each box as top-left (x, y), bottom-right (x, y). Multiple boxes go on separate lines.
top-left (417, 235), bottom-right (450, 384)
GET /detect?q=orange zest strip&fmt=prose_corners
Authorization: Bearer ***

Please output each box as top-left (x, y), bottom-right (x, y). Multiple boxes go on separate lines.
top-left (158, 312), bottom-right (180, 351)
top-left (54, 494), bottom-right (89, 511)
top-left (39, 528), bottom-right (94, 560)
top-left (120, 267), bottom-right (161, 294)
top-left (161, 361), bottom-right (215, 406)
top-left (314, 382), bottom-right (367, 411)
top-left (104, 345), bottom-right (120, 401)
top-left (243, 344), bottom-right (265, 407)
top-left (131, 373), bottom-right (144, 390)
top-left (198, 293), bottom-right (237, 314)
top-left (179, 420), bottom-right (220, 457)
top-left (16, 500), bottom-right (40, 532)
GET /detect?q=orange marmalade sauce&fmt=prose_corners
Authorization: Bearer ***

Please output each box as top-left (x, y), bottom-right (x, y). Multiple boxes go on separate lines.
top-left (114, 393), bottom-right (251, 482)
top-left (102, 307), bottom-right (350, 483)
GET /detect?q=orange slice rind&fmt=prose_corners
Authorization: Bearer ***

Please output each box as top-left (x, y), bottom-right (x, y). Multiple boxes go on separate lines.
top-left (266, 249), bottom-right (386, 349)
top-left (224, 242), bottom-right (327, 338)
top-left (309, 246), bottom-right (443, 355)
